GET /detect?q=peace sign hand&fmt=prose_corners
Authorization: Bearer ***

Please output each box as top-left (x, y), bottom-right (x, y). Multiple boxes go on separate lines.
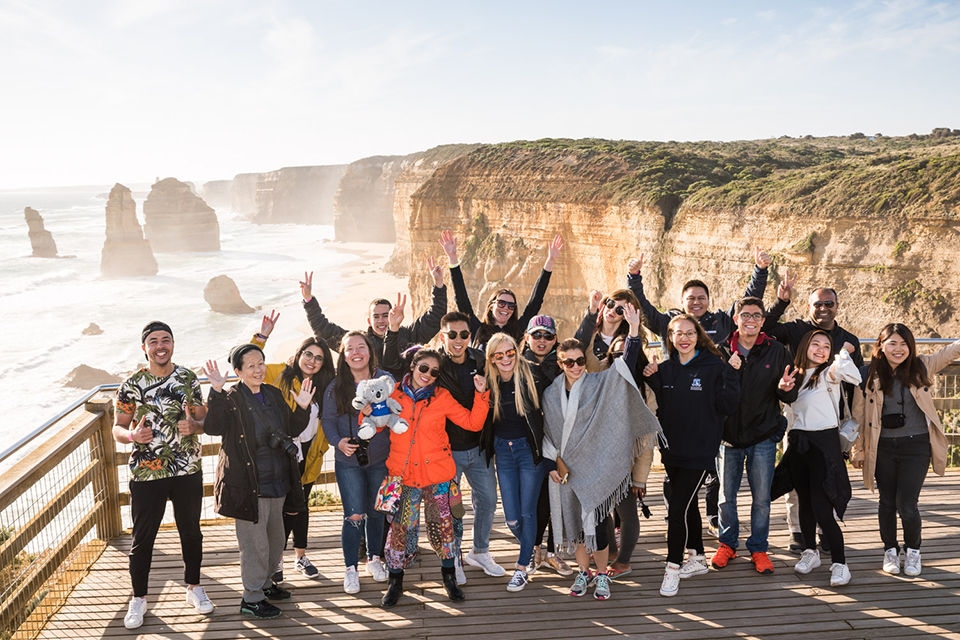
top-left (778, 365), bottom-right (798, 391)
top-left (299, 271), bottom-right (314, 302)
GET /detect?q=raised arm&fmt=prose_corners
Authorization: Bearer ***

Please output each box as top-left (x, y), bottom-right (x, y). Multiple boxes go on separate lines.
top-left (726, 246), bottom-right (771, 317)
top-left (440, 230), bottom-right (480, 325)
top-left (627, 254), bottom-right (672, 340)
top-left (573, 290), bottom-right (602, 345)
top-left (300, 271), bottom-right (348, 350)
top-left (406, 255), bottom-right (448, 344)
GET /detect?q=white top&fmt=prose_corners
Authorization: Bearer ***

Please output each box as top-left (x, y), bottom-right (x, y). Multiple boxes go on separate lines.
top-left (785, 350), bottom-right (862, 432)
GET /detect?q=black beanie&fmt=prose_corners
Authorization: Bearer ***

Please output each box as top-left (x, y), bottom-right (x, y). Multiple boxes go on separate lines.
top-left (141, 321), bottom-right (173, 343)
top-left (229, 343), bottom-right (264, 370)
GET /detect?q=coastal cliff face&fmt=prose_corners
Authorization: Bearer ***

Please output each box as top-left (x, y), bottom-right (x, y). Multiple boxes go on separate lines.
top-left (24, 207), bottom-right (58, 257)
top-left (231, 173), bottom-right (262, 218)
top-left (202, 180), bottom-right (233, 211)
top-left (333, 156), bottom-right (405, 242)
top-left (143, 178), bottom-right (220, 252)
top-left (255, 165), bottom-right (347, 224)
top-left (101, 184), bottom-right (158, 277)
top-left (402, 136), bottom-right (960, 341)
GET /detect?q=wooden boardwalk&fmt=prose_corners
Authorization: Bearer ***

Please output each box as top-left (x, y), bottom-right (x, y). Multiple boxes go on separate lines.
top-left (38, 470), bottom-right (960, 639)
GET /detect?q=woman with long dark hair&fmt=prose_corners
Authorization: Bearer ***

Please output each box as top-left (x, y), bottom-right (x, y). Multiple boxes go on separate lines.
top-left (852, 324), bottom-right (960, 577)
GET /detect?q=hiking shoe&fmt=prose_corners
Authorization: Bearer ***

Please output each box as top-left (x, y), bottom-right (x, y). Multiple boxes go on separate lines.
top-left (904, 548), bottom-right (922, 577)
top-left (795, 549), bottom-right (821, 575)
top-left (123, 596), bottom-right (147, 630)
top-left (343, 566), bottom-right (360, 594)
top-left (569, 571), bottom-right (591, 597)
top-left (659, 563), bottom-right (680, 597)
top-left (751, 551), bottom-right (774, 575)
top-left (240, 598), bottom-right (281, 619)
top-left (296, 556), bottom-right (320, 579)
top-left (454, 555), bottom-right (467, 585)
top-left (263, 584), bottom-right (291, 600)
top-left (367, 556), bottom-right (389, 583)
top-left (506, 569), bottom-right (529, 592)
top-left (593, 573), bottom-right (611, 600)
top-left (679, 554), bottom-right (709, 579)
top-left (829, 562), bottom-right (851, 586)
top-left (544, 552), bottom-right (574, 576)
top-left (272, 559), bottom-right (284, 584)
top-left (465, 550), bottom-right (505, 577)
top-left (711, 543), bottom-right (737, 569)
top-left (882, 547), bottom-right (901, 575)
top-left (185, 586), bottom-right (214, 614)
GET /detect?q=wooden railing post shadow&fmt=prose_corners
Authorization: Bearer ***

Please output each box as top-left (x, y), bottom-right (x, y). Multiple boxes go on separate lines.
top-left (86, 397), bottom-right (122, 540)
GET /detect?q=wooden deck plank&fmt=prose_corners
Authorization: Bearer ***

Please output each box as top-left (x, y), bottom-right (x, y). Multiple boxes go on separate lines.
top-left (34, 470), bottom-right (960, 639)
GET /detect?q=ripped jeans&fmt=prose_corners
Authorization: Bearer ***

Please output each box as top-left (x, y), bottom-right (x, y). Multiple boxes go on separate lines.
top-left (494, 436), bottom-right (546, 568)
top-left (335, 460), bottom-right (387, 568)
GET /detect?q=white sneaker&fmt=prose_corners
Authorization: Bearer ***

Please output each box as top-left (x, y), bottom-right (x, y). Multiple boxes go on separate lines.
top-left (659, 562), bottom-right (680, 597)
top-left (882, 547), bottom-right (901, 575)
top-left (829, 562), bottom-right (851, 586)
top-left (343, 565), bottom-right (360, 594)
top-left (185, 586), bottom-right (214, 614)
top-left (366, 556), bottom-right (388, 582)
top-left (904, 548), bottom-right (922, 577)
top-left (465, 550), bottom-right (505, 577)
top-left (123, 596), bottom-right (147, 630)
top-left (678, 554), bottom-right (709, 579)
top-left (794, 549), bottom-right (821, 575)
top-left (506, 569), bottom-right (529, 592)
top-left (454, 555), bottom-right (467, 585)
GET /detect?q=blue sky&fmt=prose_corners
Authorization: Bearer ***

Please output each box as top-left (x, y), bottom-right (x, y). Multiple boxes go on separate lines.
top-left (1, 0), bottom-right (957, 188)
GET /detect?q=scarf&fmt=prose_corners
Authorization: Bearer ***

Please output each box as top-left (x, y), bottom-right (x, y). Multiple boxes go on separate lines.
top-left (401, 373), bottom-right (435, 403)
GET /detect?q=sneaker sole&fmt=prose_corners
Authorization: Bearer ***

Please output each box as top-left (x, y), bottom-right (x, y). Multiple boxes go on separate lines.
top-left (241, 609), bottom-right (281, 619)
top-left (594, 593), bottom-right (611, 600)
top-left (569, 590), bottom-right (587, 597)
top-left (794, 563), bottom-right (820, 575)
top-left (659, 588), bottom-right (678, 597)
top-left (679, 568), bottom-right (709, 579)
top-left (506, 584), bottom-right (527, 592)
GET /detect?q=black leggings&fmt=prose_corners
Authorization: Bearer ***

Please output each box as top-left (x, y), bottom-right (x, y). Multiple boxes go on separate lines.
top-left (664, 466), bottom-right (707, 565)
top-left (792, 446), bottom-right (845, 563)
top-left (534, 474), bottom-right (556, 553)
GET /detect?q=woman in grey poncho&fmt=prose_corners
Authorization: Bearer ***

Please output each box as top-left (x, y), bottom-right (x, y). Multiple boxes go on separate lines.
top-left (542, 303), bottom-right (661, 601)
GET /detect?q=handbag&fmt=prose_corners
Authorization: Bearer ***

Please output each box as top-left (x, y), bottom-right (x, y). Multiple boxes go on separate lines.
top-left (375, 475), bottom-right (403, 514)
top-left (832, 383), bottom-right (859, 453)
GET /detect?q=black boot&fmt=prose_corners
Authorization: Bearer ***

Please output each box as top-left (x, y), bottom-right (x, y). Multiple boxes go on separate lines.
top-left (441, 566), bottom-right (465, 602)
top-left (381, 571), bottom-right (403, 608)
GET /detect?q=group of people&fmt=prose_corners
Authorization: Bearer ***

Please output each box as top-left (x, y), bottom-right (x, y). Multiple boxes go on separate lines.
top-left (113, 232), bottom-right (959, 628)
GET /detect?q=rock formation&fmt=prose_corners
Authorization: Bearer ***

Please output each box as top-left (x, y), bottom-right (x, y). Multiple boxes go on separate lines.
top-left (61, 364), bottom-right (122, 389)
top-left (100, 184), bottom-right (158, 277)
top-left (204, 275), bottom-right (255, 314)
top-left (333, 156), bottom-right (406, 242)
top-left (254, 165), bottom-right (347, 224)
top-left (202, 180), bottom-right (233, 211)
top-left (24, 207), bottom-right (58, 257)
top-left (232, 173), bottom-right (262, 218)
top-left (82, 323), bottom-right (103, 336)
top-left (401, 134), bottom-right (960, 341)
top-left (143, 178), bottom-right (220, 251)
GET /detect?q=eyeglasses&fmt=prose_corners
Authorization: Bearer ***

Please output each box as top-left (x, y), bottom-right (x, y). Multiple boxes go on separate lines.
top-left (300, 351), bottom-right (324, 363)
top-left (738, 312), bottom-right (764, 321)
top-left (415, 363), bottom-right (440, 377)
top-left (491, 348), bottom-right (517, 362)
top-left (559, 356), bottom-right (587, 367)
top-left (444, 330), bottom-right (471, 340)
top-left (604, 299), bottom-right (625, 316)
top-left (495, 299), bottom-right (517, 310)
top-left (671, 330), bottom-right (698, 339)
top-left (811, 300), bottom-right (836, 309)
top-left (529, 331), bottom-right (555, 341)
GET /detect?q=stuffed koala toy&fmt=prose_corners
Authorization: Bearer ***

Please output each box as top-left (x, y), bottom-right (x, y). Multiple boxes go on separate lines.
top-left (351, 375), bottom-right (409, 440)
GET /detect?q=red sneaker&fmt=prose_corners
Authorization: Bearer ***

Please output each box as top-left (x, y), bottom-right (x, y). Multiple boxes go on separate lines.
top-left (751, 551), bottom-right (775, 575)
top-left (710, 543), bottom-right (737, 569)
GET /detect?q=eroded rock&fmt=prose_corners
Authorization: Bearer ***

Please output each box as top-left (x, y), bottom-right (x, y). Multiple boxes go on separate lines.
top-left (143, 178), bottom-right (220, 252)
top-left (24, 207), bottom-right (58, 257)
top-left (100, 184), bottom-right (158, 277)
top-left (204, 275), bottom-right (255, 314)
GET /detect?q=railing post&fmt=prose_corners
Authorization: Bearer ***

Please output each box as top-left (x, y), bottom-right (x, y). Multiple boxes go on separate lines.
top-left (87, 397), bottom-right (122, 539)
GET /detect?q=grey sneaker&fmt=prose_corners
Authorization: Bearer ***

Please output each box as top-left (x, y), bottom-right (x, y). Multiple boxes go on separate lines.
top-left (882, 547), bottom-right (901, 575)
top-left (593, 573), bottom-right (611, 600)
top-left (465, 550), bottom-right (505, 577)
top-left (569, 571), bottom-right (590, 597)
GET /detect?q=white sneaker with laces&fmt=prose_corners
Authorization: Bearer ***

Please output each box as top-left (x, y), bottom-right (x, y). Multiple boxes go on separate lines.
top-left (829, 562), bottom-right (851, 586)
top-left (465, 550), bottom-right (505, 577)
top-left (904, 548), bottom-right (922, 577)
top-left (343, 565), bottom-right (360, 594)
top-left (366, 556), bottom-right (388, 582)
top-left (506, 569), bottom-right (529, 592)
top-left (124, 596), bottom-right (147, 630)
top-left (882, 547), bottom-right (901, 575)
top-left (659, 563), bottom-right (680, 597)
top-left (794, 549), bottom-right (821, 575)
top-left (678, 554), bottom-right (709, 579)
top-left (185, 586), bottom-right (214, 614)
top-left (454, 555), bottom-right (467, 585)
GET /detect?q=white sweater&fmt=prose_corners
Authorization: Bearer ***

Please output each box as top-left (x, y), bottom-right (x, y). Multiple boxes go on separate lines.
top-left (785, 350), bottom-right (862, 432)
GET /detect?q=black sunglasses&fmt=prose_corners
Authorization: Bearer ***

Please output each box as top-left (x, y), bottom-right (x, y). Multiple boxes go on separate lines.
top-left (559, 356), bottom-right (587, 367)
top-left (444, 330), bottom-right (471, 340)
top-left (604, 299), bottom-right (625, 316)
top-left (529, 330), bottom-right (555, 340)
top-left (495, 299), bottom-right (517, 310)
top-left (415, 363), bottom-right (440, 377)
top-left (812, 300), bottom-right (836, 309)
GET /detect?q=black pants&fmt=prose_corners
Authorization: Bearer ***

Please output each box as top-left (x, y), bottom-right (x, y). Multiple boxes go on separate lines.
top-left (283, 481), bottom-right (313, 549)
top-left (664, 466), bottom-right (707, 565)
top-left (663, 466), bottom-right (718, 521)
top-left (534, 474), bottom-right (556, 553)
top-left (128, 472), bottom-right (203, 597)
top-left (792, 445), bottom-right (845, 564)
top-left (875, 433), bottom-right (930, 551)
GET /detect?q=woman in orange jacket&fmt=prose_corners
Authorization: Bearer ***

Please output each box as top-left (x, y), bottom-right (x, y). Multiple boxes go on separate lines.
top-left (378, 346), bottom-right (490, 608)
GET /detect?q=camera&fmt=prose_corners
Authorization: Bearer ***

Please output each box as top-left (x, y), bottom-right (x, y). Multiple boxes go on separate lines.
top-left (639, 499), bottom-right (652, 519)
top-left (348, 437), bottom-right (370, 466)
top-left (268, 430), bottom-right (299, 458)
top-left (881, 413), bottom-right (906, 429)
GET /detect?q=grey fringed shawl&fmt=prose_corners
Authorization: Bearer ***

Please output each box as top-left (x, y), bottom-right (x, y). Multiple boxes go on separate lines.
top-left (542, 357), bottom-right (662, 553)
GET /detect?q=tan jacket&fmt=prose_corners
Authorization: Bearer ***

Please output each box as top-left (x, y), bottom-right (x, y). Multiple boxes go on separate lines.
top-left (851, 340), bottom-right (960, 491)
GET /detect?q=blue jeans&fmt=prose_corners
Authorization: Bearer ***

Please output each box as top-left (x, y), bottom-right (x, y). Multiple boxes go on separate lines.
top-left (335, 461), bottom-right (387, 567)
top-left (717, 436), bottom-right (777, 553)
top-left (452, 446), bottom-right (498, 554)
top-left (494, 436), bottom-right (545, 567)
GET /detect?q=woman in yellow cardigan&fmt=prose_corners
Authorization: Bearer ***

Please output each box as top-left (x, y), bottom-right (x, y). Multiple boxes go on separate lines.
top-left (852, 324), bottom-right (960, 578)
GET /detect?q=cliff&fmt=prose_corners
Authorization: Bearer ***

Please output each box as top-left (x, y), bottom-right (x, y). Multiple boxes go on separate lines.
top-left (403, 134), bottom-right (960, 340)
top-left (143, 178), bottom-right (220, 252)
top-left (254, 165), bottom-right (347, 224)
top-left (202, 180), bottom-right (233, 211)
top-left (24, 207), bottom-right (57, 257)
top-left (100, 184), bottom-right (158, 277)
top-left (231, 173), bottom-right (262, 218)
top-left (333, 156), bottom-right (406, 242)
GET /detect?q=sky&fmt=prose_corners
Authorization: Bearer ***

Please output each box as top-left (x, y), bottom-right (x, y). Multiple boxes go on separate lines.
top-left (1, 0), bottom-right (958, 189)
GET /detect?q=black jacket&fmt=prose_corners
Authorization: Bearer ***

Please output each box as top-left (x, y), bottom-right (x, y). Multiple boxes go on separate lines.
top-left (205, 383), bottom-right (308, 523)
top-left (720, 332), bottom-right (798, 448)
top-left (480, 372), bottom-right (547, 465)
top-left (437, 346), bottom-right (487, 451)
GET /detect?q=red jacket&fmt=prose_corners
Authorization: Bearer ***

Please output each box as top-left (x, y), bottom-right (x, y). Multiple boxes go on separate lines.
top-left (386, 386), bottom-right (489, 488)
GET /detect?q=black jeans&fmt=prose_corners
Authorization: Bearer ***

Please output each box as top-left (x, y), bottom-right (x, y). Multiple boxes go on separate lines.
top-left (875, 433), bottom-right (931, 551)
top-left (664, 466), bottom-right (707, 565)
top-left (128, 472), bottom-right (203, 596)
top-left (663, 466), bottom-right (718, 522)
top-left (791, 445), bottom-right (845, 564)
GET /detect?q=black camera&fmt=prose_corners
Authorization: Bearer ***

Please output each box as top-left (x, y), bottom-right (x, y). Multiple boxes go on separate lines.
top-left (881, 413), bottom-right (906, 429)
top-left (268, 430), bottom-right (299, 458)
top-left (639, 498), bottom-right (652, 519)
top-left (348, 437), bottom-right (370, 466)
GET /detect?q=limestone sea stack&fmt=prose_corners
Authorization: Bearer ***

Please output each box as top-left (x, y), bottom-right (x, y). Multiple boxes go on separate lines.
top-left (143, 178), bottom-right (220, 252)
top-left (204, 275), bottom-right (255, 314)
top-left (100, 184), bottom-right (158, 277)
top-left (24, 207), bottom-right (58, 257)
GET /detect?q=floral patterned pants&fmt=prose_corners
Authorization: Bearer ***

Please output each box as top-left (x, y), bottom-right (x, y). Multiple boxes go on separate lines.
top-left (384, 481), bottom-right (463, 570)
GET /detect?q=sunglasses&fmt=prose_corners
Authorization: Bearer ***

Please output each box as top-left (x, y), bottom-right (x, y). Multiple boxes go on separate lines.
top-left (495, 299), bottom-right (517, 310)
top-left (444, 329), bottom-right (471, 340)
top-left (415, 363), bottom-right (441, 377)
top-left (529, 330), bottom-right (555, 341)
top-left (811, 300), bottom-right (836, 309)
top-left (559, 356), bottom-right (587, 368)
top-left (491, 348), bottom-right (517, 362)
top-left (604, 299), bottom-right (625, 316)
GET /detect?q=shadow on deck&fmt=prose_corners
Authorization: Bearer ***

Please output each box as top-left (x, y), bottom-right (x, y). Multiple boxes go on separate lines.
top-left (38, 470), bottom-right (960, 640)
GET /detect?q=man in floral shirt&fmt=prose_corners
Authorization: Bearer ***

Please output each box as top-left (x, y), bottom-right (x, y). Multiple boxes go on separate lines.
top-left (113, 321), bottom-right (214, 629)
